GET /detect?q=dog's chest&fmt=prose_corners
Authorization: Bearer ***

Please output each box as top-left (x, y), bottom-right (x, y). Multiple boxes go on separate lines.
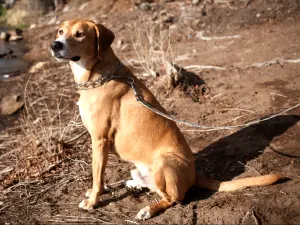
top-left (77, 101), bottom-right (85, 119)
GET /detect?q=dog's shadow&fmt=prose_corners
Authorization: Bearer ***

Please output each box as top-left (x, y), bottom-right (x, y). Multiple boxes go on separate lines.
top-left (184, 115), bottom-right (300, 203)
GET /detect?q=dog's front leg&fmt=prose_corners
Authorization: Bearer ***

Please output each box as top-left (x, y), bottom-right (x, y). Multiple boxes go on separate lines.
top-left (79, 138), bottom-right (110, 210)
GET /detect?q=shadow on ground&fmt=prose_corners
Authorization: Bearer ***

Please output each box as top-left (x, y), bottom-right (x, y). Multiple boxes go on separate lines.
top-left (184, 115), bottom-right (300, 203)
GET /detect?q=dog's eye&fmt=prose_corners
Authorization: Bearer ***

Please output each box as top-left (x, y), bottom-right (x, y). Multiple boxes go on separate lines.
top-left (59, 29), bottom-right (63, 35)
top-left (75, 31), bottom-right (84, 38)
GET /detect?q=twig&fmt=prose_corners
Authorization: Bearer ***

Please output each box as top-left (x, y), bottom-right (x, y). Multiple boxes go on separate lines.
top-left (124, 219), bottom-right (139, 224)
top-left (241, 211), bottom-right (251, 225)
top-left (184, 65), bottom-right (226, 70)
top-left (196, 31), bottom-right (240, 41)
top-left (246, 58), bottom-right (300, 69)
top-left (47, 215), bottom-right (113, 224)
top-left (222, 108), bottom-right (255, 113)
top-left (2, 180), bottom-right (41, 194)
top-left (35, 159), bottom-right (65, 177)
top-left (107, 179), bottom-right (126, 188)
top-left (50, 103), bottom-right (70, 122)
top-left (237, 161), bottom-right (261, 176)
top-left (0, 148), bottom-right (20, 160)
top-left (251, 209), bottom-right (261, 225)
top-left (65, 156), bottom-right (89, 166)
top-left (64, 130), bottom-right (89, 144)
top-left (270, 92), bottom-right (287, 98)
top-left (0, 178), bottom-right (72, 212)
top-left (0, 166), bottom-right (14, 175)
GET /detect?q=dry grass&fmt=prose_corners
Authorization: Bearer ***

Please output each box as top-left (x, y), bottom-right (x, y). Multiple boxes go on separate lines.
top-left (5, 0), bottom-right (53, 27)
top-left (0, 67), bottom-right (89, 189)
top-left (130, 21), bottom-right (176, 77)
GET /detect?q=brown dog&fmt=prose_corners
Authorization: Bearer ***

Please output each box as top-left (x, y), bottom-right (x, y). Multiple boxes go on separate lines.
top-left (51, 20), bottom-right (282, 220)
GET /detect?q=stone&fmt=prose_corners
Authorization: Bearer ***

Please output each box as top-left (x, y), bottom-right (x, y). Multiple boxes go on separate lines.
top-left (0, 32), bottom-right (10, 41)
top-left (192, 0), bottom-right (200, 5)
top-left (0, 95), bottom-right (24, 115)
top-left (8, 35), bottom-right (23, 42)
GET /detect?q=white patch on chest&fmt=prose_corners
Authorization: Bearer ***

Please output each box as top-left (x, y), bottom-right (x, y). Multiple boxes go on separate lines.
top-left (71, 60), bottom-right (87, 82)
top-left (77, 101), bottom-right (85, 120)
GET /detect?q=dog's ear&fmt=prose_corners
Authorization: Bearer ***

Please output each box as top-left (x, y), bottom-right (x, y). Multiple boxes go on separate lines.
top-left (91, 22), bottom-right (115, 59)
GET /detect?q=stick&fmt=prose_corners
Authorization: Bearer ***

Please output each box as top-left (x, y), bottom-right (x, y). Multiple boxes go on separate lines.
top-left (196, 31), bottom-right (240, 41)
top-left (35, 159), bottom-right (65, 177)
top-left (64, 130), bottom-right (89, 144)
top-left (184, 65), bottom-right (226, 70)
top-left (251, 209), bottom-right (261, 225)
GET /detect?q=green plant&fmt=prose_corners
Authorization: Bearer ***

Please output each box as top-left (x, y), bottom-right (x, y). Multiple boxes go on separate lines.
top-left (0, 4), bottom-right (7, 17)
top-left (16, 23), bottom-right (29, 30)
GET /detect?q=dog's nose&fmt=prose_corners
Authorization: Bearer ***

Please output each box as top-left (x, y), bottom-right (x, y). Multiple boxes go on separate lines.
top-left (51, 41), bottom-right (63, 52)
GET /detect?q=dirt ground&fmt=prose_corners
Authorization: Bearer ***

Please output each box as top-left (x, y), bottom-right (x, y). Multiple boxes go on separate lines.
top-left (1, 0), bottom-right (300, 224)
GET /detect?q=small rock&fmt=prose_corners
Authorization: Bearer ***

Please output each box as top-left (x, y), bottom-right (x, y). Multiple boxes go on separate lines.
top-left (79, 2), bottom-right (89, 10)
top-left (139, 2), bottom-right (152, 11)
top-left (116, 39), bottom-right (124, 48)
top-left (192, 0), bottom-right (200, 5)
top-left (29, 24), bottom-right (37, 29)
top-left (149, 69), bottom-right (158, 77)
top-left (29, 61), bottom-right (51, 73)
top-left (4, 0), bottom-right (16, 9)
top-left (9, 35), bottom-right (23, 42)
top-left (54, 0), bottom-right (65, 11)
top-left (48, 16), bottom-right (58, 25)
top-left (120, 44), bottom-right (128, 51)
top-left (62, 5), bottom-right (69, 12)
top-left (164, 16), bottom-right (175, 23)
top-left (35, 140), bottom-right (42, 147)
top-left (0, 32), bottom-right (10, 41)
top-left (0, 95), bottom-right (24, 115)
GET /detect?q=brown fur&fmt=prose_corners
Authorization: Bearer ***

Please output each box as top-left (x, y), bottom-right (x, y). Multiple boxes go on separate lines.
top-left (51, 20), bottom-right (282, 220)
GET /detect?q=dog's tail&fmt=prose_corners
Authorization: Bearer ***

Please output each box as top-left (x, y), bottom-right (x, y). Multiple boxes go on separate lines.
top-left (195, 174), bottom-right (282, 192)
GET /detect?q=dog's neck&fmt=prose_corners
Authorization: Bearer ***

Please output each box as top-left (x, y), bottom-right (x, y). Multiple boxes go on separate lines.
top-left (70, 48), bottom-right (119, 84)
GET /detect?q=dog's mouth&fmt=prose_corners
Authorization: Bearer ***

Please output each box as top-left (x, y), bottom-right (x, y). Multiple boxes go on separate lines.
top-left (53, 52), bottom-right (81, 62)
top-left (70, 56), bottom-right (81, 61)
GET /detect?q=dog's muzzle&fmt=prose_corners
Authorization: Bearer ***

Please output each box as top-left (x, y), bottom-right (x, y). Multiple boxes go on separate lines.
top-left (51, 41), bottom-right (63, 52)
top-left (50, 41), bottom-right (81, 61)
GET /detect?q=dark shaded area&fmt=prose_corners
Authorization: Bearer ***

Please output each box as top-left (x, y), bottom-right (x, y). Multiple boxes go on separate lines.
top-left (184, 115), bottom-right (300, 203)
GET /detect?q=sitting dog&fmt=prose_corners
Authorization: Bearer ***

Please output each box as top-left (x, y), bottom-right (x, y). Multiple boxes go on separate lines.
top-left (50, 20), bottom-right (282, 220)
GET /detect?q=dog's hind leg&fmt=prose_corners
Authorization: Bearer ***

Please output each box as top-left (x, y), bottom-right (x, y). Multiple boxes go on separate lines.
top-left (136, 198), bottom-right (174, 220)
top-left (135, 154), bottom-right (194, 220)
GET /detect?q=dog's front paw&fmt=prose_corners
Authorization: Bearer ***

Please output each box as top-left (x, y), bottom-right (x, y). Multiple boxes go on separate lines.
top-left (135, 206), bottom-right (152, 220)
top-left (125, 180), bottom-right (143, 191)
top-left (85, 189), bottom-right (93, 198)
top-left (78, 199), bottom-right (96, 210)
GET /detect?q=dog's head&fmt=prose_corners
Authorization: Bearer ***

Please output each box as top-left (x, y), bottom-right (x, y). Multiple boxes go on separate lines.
top-left (50, 20), bottom-right (115, 62)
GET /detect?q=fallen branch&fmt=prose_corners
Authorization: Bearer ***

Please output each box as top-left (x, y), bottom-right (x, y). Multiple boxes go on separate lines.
top-left (184, 65), bottom-right (226, 71)
top-left (196, 31), bottom-right (240, 41)
top-left (246, 58), bottom-right (300, 69)
top-left (251, 209), bottom-right (261, 225)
